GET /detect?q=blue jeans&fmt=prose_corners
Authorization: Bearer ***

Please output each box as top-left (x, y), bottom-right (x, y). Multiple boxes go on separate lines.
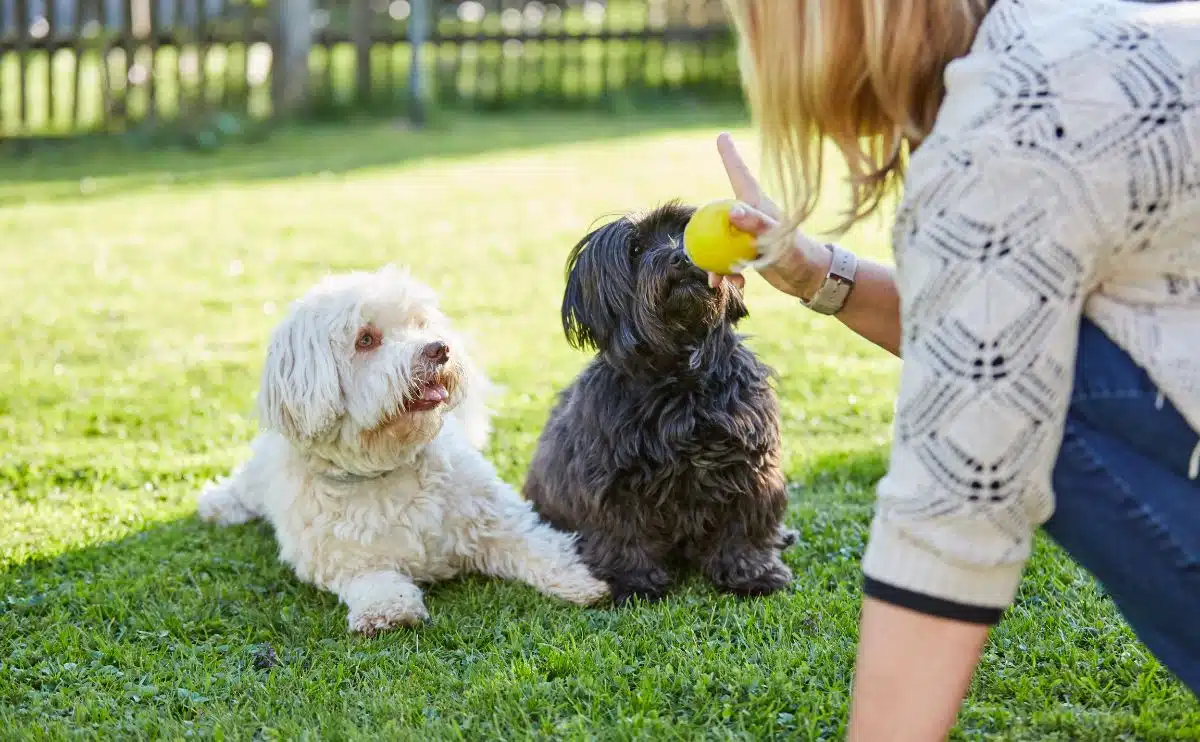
top-left (1044, 318), bottom-right (1200, 696)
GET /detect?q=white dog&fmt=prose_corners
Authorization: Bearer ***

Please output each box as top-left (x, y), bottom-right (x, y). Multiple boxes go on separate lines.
top-left (197, 265), bottom-right (609, 634)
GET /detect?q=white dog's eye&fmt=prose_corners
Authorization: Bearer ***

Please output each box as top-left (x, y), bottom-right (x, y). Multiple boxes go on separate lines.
top-left (355, 326), bottom-right (382, 351)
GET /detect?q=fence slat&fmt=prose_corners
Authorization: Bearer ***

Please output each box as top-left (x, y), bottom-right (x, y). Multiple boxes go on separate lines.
top-left (225, 0), bottom-right (251, 106)
top-left (144, 0), bottom-right (157, 122)
top-left (15, 0), bottom-right (28, 132)
top-left (175, 0), bottom-right (185, 112)
top-left (197, 0), bottom-right (208, 106)
top-left (408, 0), bottom-right (428, 124)
top-left (70, 0), bottom-right (84, 127)
top-left (351, 0), bottom-right (370, 106)
top-left (95, 0), bottom-right (112, 130)
top-left (46, 0), bottom-right (58, 128)
top-left (121, 0), bottom-right (133, 123)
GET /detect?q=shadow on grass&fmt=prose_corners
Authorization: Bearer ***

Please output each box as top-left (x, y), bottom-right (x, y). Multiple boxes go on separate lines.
top-left (1, 513), bottom-right (336, 633)
top-left (0, 103), bottom-right (750, 208)
top-left (0, 445), bottom-right (886, 635)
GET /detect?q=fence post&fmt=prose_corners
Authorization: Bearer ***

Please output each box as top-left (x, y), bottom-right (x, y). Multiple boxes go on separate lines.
top-left (15, 0), bottom-right (29, 134)
top-left (272, 0), bottom-right (312, 116)
top-left (351, 0), bottom-right (370, 106)
top-left (407, 0), bottom-right (428, 126)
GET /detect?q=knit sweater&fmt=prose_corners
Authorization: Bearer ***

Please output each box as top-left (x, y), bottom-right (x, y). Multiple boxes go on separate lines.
top-left (862, 0), bottom-right (1200, 621)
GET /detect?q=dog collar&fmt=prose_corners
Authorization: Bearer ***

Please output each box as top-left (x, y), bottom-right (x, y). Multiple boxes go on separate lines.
top-left (314, 468), bottom-right (394, 485)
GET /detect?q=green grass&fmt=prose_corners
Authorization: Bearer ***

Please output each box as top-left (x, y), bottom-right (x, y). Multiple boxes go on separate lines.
top-left (1, 110), bottom-right (1196, 741)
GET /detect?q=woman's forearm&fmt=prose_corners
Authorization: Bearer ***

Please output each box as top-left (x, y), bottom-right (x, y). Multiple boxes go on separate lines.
top-left (832, 256), bottom-right (901, 358)
top-left (767, 237), bottom-right (902, 358)
top-left (848, 598), bottom-right (990, 742)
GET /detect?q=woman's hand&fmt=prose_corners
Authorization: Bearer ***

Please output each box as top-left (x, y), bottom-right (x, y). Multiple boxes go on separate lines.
top-left (708, 133), bottom-right (833, 302)
top-left (710, 132), bottom-right (903, 357)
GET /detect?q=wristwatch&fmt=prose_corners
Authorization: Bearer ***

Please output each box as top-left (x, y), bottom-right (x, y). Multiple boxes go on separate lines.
top-left (800, 243), bottom-right (858, 315)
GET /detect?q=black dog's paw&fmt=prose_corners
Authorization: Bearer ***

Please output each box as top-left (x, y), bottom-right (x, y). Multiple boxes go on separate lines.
top-left (775, 527), bottom-right (800, 551)
top-left (740, 560), bottom-right (794, 596)
top-left (611, 588), bottom-right (666, 608)
top-left (609, 575), bottom-right (672, 607)
top-left (715, 558), bottom-right (794, 598)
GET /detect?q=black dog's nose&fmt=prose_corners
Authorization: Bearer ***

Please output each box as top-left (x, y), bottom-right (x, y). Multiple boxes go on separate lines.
top-left (668, 250), bottom-right (689, 268)
top-left (423, 341), bottom-right (450, 365)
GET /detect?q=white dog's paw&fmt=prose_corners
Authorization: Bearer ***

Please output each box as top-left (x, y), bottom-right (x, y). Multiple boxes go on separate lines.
top-left (552, 566), bottom-right (611, 606)
top-left (196, 482), bottom-right (257, 526)
top-left (347, 595), bottom-right (430, 636)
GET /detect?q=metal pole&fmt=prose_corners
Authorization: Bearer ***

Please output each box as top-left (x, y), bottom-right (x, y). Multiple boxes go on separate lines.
top-left (407, 0), bottom-right (427, 127)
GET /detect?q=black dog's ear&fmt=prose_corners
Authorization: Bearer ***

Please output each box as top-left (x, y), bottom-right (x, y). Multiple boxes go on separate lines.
top-left (562, 228), bottom-right (602, 351)
top-left (561, 218), bottom-right (636, 352)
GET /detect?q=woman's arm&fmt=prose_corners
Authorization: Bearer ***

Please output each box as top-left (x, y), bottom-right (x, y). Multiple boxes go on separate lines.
top-left (713, 133), bottom-right (902, 357)
top-left (848, 598), bottom-right (989, 742)
top-left (824, 256), bottom-right (901, 358)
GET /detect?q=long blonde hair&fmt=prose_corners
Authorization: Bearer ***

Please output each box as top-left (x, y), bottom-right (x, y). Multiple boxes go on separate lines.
top-left (724, 0), bottom-right (992, 237)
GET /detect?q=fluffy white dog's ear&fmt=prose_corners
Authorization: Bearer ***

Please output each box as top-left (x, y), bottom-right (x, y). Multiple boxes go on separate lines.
top-left (257, 309), bottom-right (343, 443)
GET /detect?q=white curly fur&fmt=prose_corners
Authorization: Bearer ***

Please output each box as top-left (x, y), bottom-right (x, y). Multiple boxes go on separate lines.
top-left (197, 265), bottom-right (609, 634)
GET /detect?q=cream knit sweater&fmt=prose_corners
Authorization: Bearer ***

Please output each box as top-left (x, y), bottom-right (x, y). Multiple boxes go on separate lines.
top-left (862, 0), bottom-right (1200, 614)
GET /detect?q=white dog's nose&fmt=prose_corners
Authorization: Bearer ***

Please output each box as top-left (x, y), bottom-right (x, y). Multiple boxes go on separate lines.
top-left (423, 341), bottom-right (450, 365)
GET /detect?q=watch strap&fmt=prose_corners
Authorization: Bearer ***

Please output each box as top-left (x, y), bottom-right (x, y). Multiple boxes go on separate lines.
top-left (800, 244), bottom-right (858, 315)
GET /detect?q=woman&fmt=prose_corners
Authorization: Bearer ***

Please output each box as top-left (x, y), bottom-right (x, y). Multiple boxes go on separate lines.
top-left (710, 0), bottom-right (1200, 738)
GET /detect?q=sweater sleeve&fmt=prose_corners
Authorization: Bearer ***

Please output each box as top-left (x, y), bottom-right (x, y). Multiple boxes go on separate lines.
top-left (861, 129), bottom-right (1109, 623)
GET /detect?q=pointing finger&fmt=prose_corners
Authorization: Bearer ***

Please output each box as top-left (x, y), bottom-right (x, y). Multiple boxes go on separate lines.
top-left (717, 132), bottom-right (765, 207)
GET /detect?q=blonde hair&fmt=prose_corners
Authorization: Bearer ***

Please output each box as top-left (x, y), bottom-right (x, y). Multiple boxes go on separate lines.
top-left (724, 0), bottom-right (992, 237)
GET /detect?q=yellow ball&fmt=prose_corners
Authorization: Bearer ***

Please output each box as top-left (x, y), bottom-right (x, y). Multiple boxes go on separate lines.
top-left (683, 199), bottom-right (759, 274)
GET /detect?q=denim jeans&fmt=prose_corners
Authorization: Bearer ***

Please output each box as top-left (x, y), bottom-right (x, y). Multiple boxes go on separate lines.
top-left (1043, 318), bottom-right (1200, 696)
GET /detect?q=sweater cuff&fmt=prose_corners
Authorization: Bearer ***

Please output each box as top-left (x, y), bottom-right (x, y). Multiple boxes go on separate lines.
top-left (861, 512), bottom-right (1025, 625)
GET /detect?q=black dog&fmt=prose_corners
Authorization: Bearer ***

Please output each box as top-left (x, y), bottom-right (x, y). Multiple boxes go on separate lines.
top-left (523, 202), bottom-right (797, 605)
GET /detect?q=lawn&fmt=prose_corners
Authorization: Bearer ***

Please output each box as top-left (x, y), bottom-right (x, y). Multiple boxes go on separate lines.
top-left (1, 109), bottom-right (1196, 741)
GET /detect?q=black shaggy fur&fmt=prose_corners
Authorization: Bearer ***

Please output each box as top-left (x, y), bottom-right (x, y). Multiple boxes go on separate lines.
top-left (523, 201), bottom-right (797, 605)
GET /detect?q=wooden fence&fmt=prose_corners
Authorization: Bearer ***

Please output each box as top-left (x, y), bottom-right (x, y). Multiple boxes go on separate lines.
top-left (0, 0), bottom-right (740, 140)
